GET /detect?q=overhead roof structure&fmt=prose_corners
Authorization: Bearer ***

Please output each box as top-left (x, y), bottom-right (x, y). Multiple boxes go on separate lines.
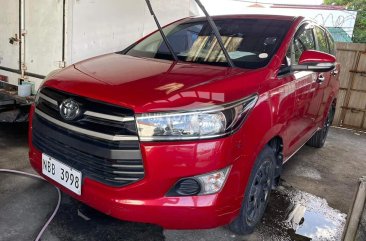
top-left (327, 27), bottom-right (353, 42)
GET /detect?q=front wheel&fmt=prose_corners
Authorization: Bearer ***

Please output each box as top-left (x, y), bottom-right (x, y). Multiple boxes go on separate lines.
top-left (228, 145), bottom-right (276, 235)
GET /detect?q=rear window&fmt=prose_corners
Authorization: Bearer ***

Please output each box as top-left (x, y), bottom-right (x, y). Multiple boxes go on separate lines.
top-left (125, 18), bottom-right (293, 69)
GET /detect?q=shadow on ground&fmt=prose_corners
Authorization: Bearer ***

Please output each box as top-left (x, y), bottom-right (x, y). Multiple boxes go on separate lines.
top-left (42, 194), bottom-right (164, 241)
top-left (0, 172), bottom-right (346, 241)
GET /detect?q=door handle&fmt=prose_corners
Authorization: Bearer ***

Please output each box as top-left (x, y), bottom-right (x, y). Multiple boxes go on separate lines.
top-left (316, 74), bottom-right (325, 83)
top-left (331, 69), bottom-right (339, 76)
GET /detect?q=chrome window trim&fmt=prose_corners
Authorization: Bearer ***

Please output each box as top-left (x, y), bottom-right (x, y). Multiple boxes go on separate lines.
top-left (35, 108), bottom-right (139, 141)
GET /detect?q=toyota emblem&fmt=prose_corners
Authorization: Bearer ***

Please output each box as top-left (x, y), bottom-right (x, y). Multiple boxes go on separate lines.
top-left (59, 99), bottom-right (81, 121)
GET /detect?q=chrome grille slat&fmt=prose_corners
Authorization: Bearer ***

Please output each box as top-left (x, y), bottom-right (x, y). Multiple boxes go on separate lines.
top-left (39, 93), bottom-right (58, 106)
top-left (33, 87), bottom-right (144, 187)
top-left (35, 108), bottom-right (138, 141)
top-left (38, 91), bottom-right (135, 123)
top-left (84, 111), bottom-right (135, 122)
top-left (114, 177), bottom-right (140, 181)
top-left (112, 171), bottom-right (145, 175)
top-left (112, 164), bottom-right (144, 168)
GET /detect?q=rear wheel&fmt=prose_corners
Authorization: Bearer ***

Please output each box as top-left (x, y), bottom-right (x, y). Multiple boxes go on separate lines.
top-left (228, 145), bottom-right (276, 235)
top-left (307, 106), bottom-right (335, 148)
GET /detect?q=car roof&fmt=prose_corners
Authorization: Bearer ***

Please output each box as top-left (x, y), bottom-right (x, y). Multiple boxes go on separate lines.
top-left (190, 14), bottom-right (300, 22)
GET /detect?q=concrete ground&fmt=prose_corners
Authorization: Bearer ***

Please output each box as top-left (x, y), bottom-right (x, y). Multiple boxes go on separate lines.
top-left (0, 123), bottom-right (365, 241)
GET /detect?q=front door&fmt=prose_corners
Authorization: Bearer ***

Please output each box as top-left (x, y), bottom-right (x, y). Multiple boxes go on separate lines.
top-left (285, 23), bottom-right (321, 154)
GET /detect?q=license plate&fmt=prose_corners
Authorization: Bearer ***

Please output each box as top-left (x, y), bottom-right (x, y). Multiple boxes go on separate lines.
top-left (42, 153), bottom-right (82, 195)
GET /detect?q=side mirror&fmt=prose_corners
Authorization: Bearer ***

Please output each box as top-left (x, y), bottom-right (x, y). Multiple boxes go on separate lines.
top-left (292, 50), bottom-right (336, 72)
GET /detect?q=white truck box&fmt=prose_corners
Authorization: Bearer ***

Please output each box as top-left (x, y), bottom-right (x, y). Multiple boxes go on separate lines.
top-left (0, 0), bottom-right (197, 93)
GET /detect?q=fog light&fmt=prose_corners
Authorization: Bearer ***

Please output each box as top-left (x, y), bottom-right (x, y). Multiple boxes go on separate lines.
top-left (196, 166), bottom-right (231, 195)
top-left (175, 178), bottom-right (201, 196)
top-left (167, 166), bottom-right (231, 197)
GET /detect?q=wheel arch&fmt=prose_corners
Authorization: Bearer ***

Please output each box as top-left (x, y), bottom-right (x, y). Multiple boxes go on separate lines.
top-left (267, 135), bottom-right (284, 185)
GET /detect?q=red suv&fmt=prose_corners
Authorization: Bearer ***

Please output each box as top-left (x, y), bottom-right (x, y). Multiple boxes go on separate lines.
top-left (29, 15), bottom-right (339, 234)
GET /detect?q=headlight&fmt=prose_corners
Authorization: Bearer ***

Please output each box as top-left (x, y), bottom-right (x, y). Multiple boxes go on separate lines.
top-left (136, 94), bottom-right (258, 141)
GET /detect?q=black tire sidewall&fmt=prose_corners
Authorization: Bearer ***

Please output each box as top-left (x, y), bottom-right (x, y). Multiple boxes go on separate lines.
top-left (229, 145), bottom-right (276, 234)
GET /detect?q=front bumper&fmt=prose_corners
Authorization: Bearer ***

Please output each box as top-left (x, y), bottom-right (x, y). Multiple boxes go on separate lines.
top-left (30, 142), bottom-right (245, 229)
top-left (28, 107), bottom-right (249, 229)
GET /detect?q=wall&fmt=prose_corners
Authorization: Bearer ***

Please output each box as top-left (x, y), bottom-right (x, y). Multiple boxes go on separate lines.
top-left (68, 0), bottom-right (193, 64)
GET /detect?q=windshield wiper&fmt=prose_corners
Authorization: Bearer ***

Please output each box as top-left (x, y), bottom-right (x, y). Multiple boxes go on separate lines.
top-left (145, 0), bottom-right (178, 61)
top-left (194, 0), bottom-right (235, 68)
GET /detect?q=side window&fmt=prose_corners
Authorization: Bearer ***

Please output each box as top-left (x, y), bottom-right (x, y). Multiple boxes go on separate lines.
top-left (314, 27), bottom-right (329, 54)
top-left (286, 24), bottom-right (316, 65)
top-left (326, 31), bottom-right (336, 55)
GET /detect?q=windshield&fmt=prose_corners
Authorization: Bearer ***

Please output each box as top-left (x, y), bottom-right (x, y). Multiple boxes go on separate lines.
top-left (125, 18), bottom-right (292, 69)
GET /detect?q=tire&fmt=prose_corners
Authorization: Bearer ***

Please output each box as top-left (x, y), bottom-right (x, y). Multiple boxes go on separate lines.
top-left (307, 106), bottom-right (335, 148)
top-left (228, 145), bottom-right (276, 235)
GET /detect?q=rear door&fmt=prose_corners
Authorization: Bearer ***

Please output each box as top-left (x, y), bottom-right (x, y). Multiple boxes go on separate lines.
top-left (285, 23), bottom-right (319, 153)
top-left (0, 1), bottom-right (20, 78)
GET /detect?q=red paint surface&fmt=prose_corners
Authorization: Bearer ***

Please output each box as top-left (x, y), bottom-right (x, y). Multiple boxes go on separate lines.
top-left (299, 50), bottom-right (337, 65)
top-left (29, 15), bottom-right (340, 229)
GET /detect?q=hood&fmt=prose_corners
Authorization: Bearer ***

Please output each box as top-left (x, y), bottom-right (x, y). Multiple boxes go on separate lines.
top-left (44, 54), bottom-right (265, 113)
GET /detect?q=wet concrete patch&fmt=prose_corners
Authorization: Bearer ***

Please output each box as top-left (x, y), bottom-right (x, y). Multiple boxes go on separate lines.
top-left (259, 184), bottom-right (346, 241)
top-left (292, 165), bottom-right (322, 180)
top-left (1, 126), bottom-right (358, 241)
top-left (41, 194), bottom-right (164, 241)
top-left (165, 184), bottom-right (346, 241)
top-left (0, 174), bottom-right (347, 241)
top-left (0, 172), bottom-right (58, 241)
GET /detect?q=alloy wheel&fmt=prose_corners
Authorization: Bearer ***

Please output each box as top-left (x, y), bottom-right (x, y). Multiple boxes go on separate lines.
top-left (246, 159), bottom-right (272, 225)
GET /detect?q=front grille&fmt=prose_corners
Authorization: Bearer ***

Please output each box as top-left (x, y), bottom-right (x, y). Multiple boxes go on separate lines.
top-left (37, 88), bottom-right (137, 136)
top-left (33, 87), bottom-right (144, 187)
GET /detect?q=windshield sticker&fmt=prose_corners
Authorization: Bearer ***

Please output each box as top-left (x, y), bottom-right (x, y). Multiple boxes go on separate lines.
top-left (259, 53), bottom-right (269, 59)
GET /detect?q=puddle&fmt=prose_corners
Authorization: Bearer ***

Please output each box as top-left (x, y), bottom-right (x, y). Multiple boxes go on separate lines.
top-left (165, 184), bottom-right (346, 241)
top-left (257, 184), bottom-right (347, 241)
